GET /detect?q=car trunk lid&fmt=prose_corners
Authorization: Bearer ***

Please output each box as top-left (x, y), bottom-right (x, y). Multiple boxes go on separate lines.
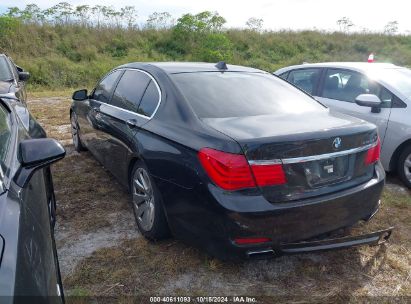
top-left (202, 111), bottom-right (378, 202)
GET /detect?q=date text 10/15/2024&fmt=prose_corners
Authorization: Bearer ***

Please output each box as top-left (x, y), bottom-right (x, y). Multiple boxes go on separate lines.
top-left (150, 296), bottom-right (257, 303)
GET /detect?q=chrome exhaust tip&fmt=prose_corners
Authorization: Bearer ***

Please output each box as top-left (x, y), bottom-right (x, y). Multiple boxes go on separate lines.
top-left (246, 249), bottom-right (276, 259)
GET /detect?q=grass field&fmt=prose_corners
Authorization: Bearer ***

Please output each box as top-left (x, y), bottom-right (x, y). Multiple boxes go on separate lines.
top-left (27, 95), bottom-right (411, 303)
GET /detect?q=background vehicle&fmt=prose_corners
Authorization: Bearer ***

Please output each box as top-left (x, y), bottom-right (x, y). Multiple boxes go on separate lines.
top-left (0, 94), bottom-right (65, 303)
top-left (275, 62), bottom-right (411, 188)
top-left (0, 54), bottom-right (29, 104)
top-left (71, 62), bottom-right (391, 260)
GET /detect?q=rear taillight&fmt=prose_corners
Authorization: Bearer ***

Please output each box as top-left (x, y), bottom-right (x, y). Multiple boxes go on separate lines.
top-left (198, 148), bottom-right (255, 190)
top-left (364, 137), bottom-right (381, 165)
top-left (250, 163), bottom-right (287, 186)
top-left (198, 148), bottom-right (287, 191)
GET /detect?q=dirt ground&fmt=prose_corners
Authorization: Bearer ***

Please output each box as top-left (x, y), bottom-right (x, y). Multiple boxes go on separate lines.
top-left (27, 96), bottom-right (411, 302)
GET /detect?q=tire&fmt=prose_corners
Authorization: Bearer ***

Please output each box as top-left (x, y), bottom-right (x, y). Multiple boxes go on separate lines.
top-left (70, 112), bottom-right (86, 152)
top-left (397, 145), bottom-right (411, 189)
top-left (130, 161), bottom-right (170, 240)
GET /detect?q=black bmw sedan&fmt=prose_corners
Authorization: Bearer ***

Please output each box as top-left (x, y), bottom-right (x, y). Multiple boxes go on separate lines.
top-left (0, 95), bottom-right (65, 302)
top-left (71, 62), bottom-right (392, 260)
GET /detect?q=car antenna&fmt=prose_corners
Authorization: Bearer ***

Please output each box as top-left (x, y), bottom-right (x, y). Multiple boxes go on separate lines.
top-left (215, 61), bottom-right (228, 70)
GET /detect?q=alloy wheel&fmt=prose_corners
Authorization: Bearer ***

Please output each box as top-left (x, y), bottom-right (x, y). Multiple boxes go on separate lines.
top-left (404, 153), bottom-right (411, 183)
top-left (132, 167), bottom-right (155, 231)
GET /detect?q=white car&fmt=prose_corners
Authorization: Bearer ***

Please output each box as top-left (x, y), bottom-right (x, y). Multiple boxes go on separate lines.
top-left (275, 62), bottom-right (411, 188)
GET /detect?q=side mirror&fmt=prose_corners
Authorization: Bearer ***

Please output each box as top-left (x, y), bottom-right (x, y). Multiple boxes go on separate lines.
top-left (14, 138), bottom-right (66, 188)
top-left (72, 89), bottom-right (88, 101)
top-left (18, 71), bottom-right (30, 82)
top-left (355, 94), bottom-right (382, 108)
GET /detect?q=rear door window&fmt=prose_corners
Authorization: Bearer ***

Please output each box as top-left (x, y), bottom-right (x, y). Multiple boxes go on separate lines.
top-left (287, 68), bottom-right (321, 95)
top-left (278, 72), bottom-right (289, 80)
top-left (137, 80), bottom-right (160, 117)
top-left (93, 70), bottom-right (123, 103)
top-left (111, 70), bottom-right (151, 112)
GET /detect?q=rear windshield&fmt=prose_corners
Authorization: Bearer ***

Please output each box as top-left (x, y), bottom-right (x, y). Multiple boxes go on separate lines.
top-left (171, 72), bottom-right (325, 118)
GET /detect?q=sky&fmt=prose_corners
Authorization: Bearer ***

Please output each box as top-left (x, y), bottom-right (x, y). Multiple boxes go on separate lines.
top-left (0, 0), bottom-right (409, 32)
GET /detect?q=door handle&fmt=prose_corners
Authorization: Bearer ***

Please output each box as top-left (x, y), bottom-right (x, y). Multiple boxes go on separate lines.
top-left (126, 119), bottom-right (138, 128)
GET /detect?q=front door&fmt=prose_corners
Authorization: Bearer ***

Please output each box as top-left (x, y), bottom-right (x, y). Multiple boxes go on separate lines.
top-left (80, 69), bottom-right (123, 161)
top-left (316, 68), bottom-right (392, 142)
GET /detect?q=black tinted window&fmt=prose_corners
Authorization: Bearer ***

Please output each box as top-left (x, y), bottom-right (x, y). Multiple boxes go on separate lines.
top-left (287, 68), bottom-right (321, 94)
top-left (0, 104), bottom-right (12, 165)
top-left (93, 70), bottom-right (122, 103)
top-left (172, 72), bottom-right (324, 118)
top-left (138, 80), bottom-right (160, 117)
top-left (8, 58), bottom-right (19, 80)
top-left (0, 57), bottom-right (13, 82)
top-left (322, 69), bottom-right (389, 105)
top-left (278, 72), bottom-right (288, 79)
top-left (112, 70), bottom-right (151, 112)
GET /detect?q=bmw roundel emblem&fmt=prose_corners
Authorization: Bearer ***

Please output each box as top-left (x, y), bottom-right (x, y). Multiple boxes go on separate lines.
top-left (333, 137), bottom-right (342, 150)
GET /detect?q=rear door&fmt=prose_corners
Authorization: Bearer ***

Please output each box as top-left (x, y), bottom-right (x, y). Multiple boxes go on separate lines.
top-left (93, 69), bottom-right (161, 182)
top-left (15, 169), bottom-right (62, 301)
top-left (316, 68), bottom-right (392, 141)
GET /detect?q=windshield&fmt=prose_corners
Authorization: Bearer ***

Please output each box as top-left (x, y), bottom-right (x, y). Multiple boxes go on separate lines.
top-left (372, 68), bottom-right (411, 98)
top-left (0, 57), bottom-right (13, 82)
top-left (171, 72), bottom-right (325, 118)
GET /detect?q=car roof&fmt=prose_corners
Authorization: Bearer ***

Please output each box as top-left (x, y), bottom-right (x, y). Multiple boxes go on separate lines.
top-left (118, 62), bottom-right (265, 74)
top-left (276, 62), bottom-right (401, 74)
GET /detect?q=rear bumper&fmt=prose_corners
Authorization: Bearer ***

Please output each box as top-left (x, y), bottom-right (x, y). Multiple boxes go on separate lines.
top-left (245, 227), bottom-right (393, 259)
top-left (280, 227), bottom-right (393, 254)
top-left (161, 162), bottom-right (387, 260)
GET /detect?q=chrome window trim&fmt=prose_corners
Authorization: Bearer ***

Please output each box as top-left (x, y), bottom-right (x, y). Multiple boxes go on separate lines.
top-left (113, 68), bottom-right (162, 119)
top-left (248, 142), bottom-right (376, 165)
top-left (97, 68), bottom-right (162, 120)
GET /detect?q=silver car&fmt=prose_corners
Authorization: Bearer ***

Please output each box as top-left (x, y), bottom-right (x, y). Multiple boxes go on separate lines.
top-left (275, 62), bottom-right (411, 188)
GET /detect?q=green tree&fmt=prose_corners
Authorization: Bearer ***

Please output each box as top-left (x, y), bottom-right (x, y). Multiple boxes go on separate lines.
top-left (384, 21), bottom-right (399, 34)
top-left (170, 11), bottom-right (231, 61)
top-left (5, 7), bottom-right (22, 18)
top-left (337, 17), bottom-right (354, 32)
top-left (91, 5), bottom-right (105, 27)
top-left (51, 2), bottom-right (74, 24)
top-left (175, 11), bottom-right (226, 33)
top-left (120, 6), bottom-right (137, 29)
top-left (246, 17), bottom-right (264, 32)
top-left (75, 5), bottom-right (90, 26)
top-left (21, 4), bottom-right (44, 24)
top-left (146, 12), bottom-right (174, 29)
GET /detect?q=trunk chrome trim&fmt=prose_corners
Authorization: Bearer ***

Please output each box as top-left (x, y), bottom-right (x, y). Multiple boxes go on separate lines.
top-left (249, 142), bottom-right (376, 165)
top-left (248, 159), bottom-right (282, 165)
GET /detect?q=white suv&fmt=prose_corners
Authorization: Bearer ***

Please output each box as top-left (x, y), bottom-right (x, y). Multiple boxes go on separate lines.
top-left (275, 62), bottom-right (411, 188)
